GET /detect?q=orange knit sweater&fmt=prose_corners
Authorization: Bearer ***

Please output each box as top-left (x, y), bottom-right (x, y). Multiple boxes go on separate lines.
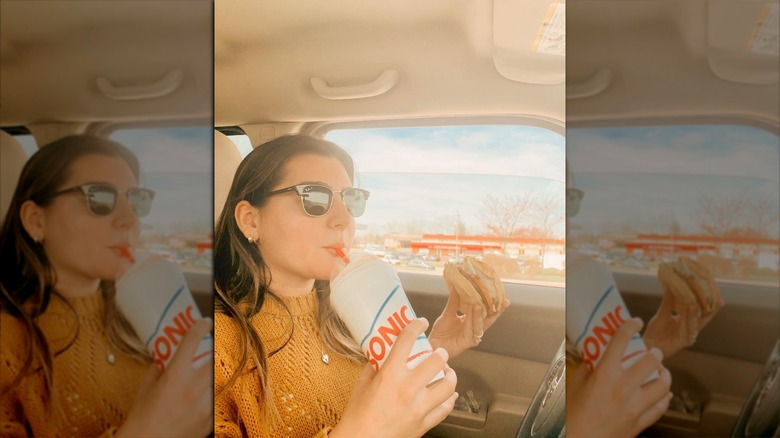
top-left (214, 291), bottom-right (363, 438)
top-left (0, 293), bottom-right (147, 437)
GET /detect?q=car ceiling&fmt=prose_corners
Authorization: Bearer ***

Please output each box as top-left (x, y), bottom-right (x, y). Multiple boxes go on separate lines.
top-left (567, 1), bottom-right (779, 130)
top-left (215, 0), bottom-right (566, 127)
top-left (0, 1), bottom-right (211, 127)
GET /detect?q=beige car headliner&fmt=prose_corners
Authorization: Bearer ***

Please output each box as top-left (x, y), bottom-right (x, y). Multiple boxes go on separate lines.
top-left (568, 1), bottom-right (779, 131)
top-left (0, 1), bottom-right (212, 128)
top-left (215, 0), bottom-right (565, 128)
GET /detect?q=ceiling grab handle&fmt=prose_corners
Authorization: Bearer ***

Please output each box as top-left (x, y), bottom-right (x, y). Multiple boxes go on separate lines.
top-left (567, 69), bottom-right (613, 100)
top-left (96, 69), bottom-right (184, 100)
top-left (310, 69), bottom-right (400, 100)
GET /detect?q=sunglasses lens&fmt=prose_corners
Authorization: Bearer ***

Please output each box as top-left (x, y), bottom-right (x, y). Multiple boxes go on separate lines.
top-left (301, 186), bottom-right (332, 216)
top-left (343, 189), bottom-right (368, 217)
top-left (129, 189), bottom-right (155, 217)
top-left (86, 186), bottom-right (117, 216)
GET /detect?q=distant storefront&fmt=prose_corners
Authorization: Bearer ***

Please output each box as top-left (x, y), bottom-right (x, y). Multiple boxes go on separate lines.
top-left (624, 234), bottom-right (780, 262)
top-left (410, 234), bottom-right (564, 259)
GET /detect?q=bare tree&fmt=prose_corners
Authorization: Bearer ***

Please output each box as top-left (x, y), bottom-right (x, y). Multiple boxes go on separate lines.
top-left (694, 193), bottom-right (747, 237)
top-left (746, 194), bottom-right (780, 238)
top-left (479, 192), bottom-right (535, 253)
top-left (533, 193), bottom-right (565, 260)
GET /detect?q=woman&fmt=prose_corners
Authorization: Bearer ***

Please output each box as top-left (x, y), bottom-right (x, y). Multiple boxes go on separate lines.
top-left (565, 163), bottom-right (724, 437)
top-left (213, 134), bottom-right (509, 437)
top-left (0, 135), bottom-right (212, 437)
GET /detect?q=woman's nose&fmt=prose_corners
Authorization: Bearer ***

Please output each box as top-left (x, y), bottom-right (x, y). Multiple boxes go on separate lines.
top-left (327, 194), bottom-right (353, 228)
top-left (113, 193), bottom-right (140, 229)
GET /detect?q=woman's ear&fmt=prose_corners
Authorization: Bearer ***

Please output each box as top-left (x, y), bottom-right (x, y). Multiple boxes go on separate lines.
top-left (20, 200), bottom-right (46, 242)
top-left (234, 200), bottom-right (262, 242)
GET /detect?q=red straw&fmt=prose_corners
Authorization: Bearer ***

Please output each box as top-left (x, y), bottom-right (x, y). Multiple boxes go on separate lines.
top-left (119, 247), bottom-right (136, 264)
top-left (334, 247), bottom-right (350, 264)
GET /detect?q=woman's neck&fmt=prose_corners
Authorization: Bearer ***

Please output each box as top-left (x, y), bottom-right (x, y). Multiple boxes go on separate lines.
top-left (269, 277), bottom-right (316, 297)
top-left (54, 273), bottom-right (101, 298)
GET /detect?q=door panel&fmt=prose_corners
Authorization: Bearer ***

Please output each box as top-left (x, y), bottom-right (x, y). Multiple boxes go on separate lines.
top-left (402, 271), bottom-right (565, 437)
top-left (616, 272), bottom-right (779, 437)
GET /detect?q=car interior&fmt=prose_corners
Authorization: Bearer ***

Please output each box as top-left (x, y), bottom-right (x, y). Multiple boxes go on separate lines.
top-left (1, 0), bottom-right (777, 437)
top-left (568, 1), bottom-right (779, 437)
top-left (0, 1), bottom-right (214, 317)
top-left (215, 1), bottom-right (566, 437)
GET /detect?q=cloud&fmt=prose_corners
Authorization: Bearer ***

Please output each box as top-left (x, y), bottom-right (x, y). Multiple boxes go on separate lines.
top-left (328, 126), bottom-right (565, 181)
top-left (568, 125), bottom-right (779, 182)
top-left (113, 127), bottom-right (212, 174)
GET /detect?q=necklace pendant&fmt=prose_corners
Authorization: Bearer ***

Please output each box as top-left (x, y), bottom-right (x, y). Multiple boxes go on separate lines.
top-left (321, 353), bottom-right (330, 364)
top-left (107, 353), bottom-right (116, 365)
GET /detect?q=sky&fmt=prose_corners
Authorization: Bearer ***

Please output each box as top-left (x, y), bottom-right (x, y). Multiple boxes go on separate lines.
top-left (567, 125), bottom-right (780, 236)
top-left (327, 125), bottom-right (566, 235)
top-left (113, 127), bottom-right (212, 234)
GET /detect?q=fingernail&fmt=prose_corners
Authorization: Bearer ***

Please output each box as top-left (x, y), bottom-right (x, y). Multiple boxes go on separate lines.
top-left (454, 392), bottom-right (460, 399)
top-left (650, 347), bottom-right (663, 360)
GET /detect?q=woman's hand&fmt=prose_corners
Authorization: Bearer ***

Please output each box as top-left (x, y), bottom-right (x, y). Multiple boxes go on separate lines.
top-left (644, 286), bottom-right (725, 359)
top-left (331, 318), bottom-right (458, 438)
top-left (428, 286), bottom-right (510, 359)
top-left (567, 318), bottom-right (673, 438)
top-left (117, 318), bottom-right (214, 438)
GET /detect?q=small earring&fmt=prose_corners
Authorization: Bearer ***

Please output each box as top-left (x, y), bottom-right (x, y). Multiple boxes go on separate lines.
top-left (247, 236), bottom-right (255, 244)
top-left (32, 235), bottom-right (41, 243)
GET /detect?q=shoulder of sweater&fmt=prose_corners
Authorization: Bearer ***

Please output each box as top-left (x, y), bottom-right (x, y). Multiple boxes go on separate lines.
top-left (214, 312), bottom-right (240, 337)
top-left (0, 311), bottom-right (26, 351)
top-left (0, 312), bottom-right (29, 387)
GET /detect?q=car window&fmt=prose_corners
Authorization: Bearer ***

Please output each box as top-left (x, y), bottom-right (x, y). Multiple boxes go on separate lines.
top-left (326, 124), bottom-right (566, 287)
top-left (111, 126), bottom-right (213, 272)
top-left (227, 133), bottom-right (253, 158)
top-left (567, 124), bottom-right (779, 286)
top-left (14, 134), bottom-right (37, 158)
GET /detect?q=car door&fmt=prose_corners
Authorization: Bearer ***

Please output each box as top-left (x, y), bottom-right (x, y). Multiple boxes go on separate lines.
top-left (567, 2), bottom-right (779, 436)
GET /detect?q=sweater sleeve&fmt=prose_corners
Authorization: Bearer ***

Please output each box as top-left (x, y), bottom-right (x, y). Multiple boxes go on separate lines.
top-left (213, 313), bottom-right (250, 438)
top-left (1, 314), bottom-right (37, 438)
top-left (1, 313), bottom-right (124, 438)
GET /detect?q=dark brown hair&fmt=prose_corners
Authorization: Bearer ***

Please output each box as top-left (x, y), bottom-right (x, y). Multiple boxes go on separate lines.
top-left (213, 134), bottom-right (365, 423)
top-left (0, 135), bottom-right (151, 405)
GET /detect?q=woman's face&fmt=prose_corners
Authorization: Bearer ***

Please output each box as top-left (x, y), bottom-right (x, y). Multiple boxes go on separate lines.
top-left (35, 154), bottom-right (141, 289)
top-left (256, 153), bottom-right (356, 287)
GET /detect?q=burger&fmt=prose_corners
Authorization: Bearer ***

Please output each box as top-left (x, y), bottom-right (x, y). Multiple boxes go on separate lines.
top-left (657, 256), bottom-right (720, 316)
top-left (443, 256), bottom-right (506, 318)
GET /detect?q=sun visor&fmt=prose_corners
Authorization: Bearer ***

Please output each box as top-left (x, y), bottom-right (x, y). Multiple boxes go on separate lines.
top-left (707, 1), bottom-right (779, 85)
top-left (492, 0), bottom-right (565, 85)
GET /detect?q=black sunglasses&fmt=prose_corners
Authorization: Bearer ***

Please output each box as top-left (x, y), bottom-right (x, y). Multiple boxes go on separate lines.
top-left (566, 188), bottom-right (584, 202)
top-left (263, 184), bottom-right (370, 217)
top-left (51, 183), bottom-right (155, 217)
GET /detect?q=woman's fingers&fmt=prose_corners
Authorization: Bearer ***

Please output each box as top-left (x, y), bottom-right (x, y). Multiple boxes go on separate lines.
top-left (168, 317), bottom-right (213, 372)
top-left (600, 318), bottom-right (643, 370)
top-left (385, 318), bottom-right (429, 370)
top-left (636, 391), bottom-right (673, 433)
top-left (685, 304), bottom-right (699, 343)
top-left (420, 391), bottom-right (459, 433)
top-left (441, 286), bottom-right (461, 317)
top-left (460, 303), bottom-right (477, 344)
top-left (409, 348), bottom-right (449, 388)
top-left (624, 347), bottom-right (663, 389)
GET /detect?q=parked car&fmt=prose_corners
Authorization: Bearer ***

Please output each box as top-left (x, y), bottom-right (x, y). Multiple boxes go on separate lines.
top-left (408, 259), bottom-right (436, 271)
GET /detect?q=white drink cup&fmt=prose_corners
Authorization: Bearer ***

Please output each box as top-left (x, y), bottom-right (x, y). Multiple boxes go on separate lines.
top-left (116, 252), bottom-right (213, 372)
top-left (330, 252), bottom-right (445, 383)
top-left (567, 251), bottom-right (658, 381)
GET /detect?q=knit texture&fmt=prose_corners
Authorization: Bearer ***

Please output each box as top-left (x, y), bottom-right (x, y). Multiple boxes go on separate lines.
top-left (1, 293), bottom-right (147, 437)
top-left (214, 291), bottom-right (363, 438)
